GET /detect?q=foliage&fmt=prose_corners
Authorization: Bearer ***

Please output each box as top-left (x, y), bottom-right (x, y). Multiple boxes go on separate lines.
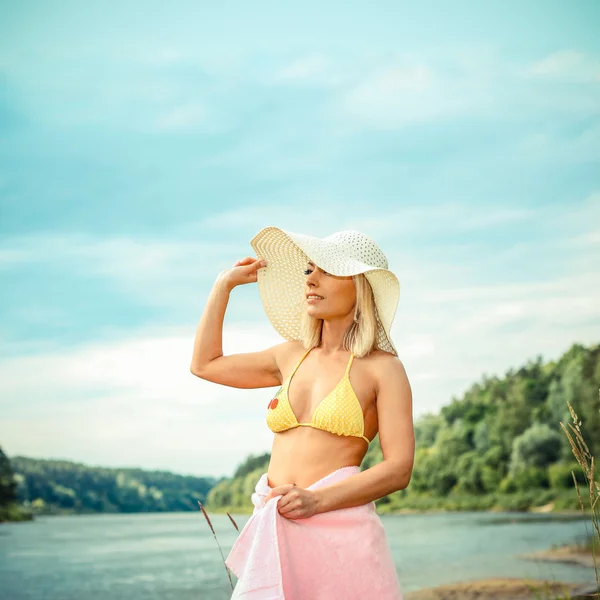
top-left (4, 341), bottom-right (599, 518)
top-left (233, 453), bottom-right (271, 479)
top-left (206, 341), bottom-right (600, 514)
top-left (0, 446), bottom-right (33, 521)
top-left (510, 422), bottom-right (562, 472)
top-left (0, 446), bottom-right (17, 505)
top-left (9, 455), bottom-right (218, 514)
top-left (559, 399), bottom-right (600, 595)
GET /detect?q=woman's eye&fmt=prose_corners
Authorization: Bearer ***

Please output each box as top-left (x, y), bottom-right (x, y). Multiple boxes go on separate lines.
top-left (303, 267), bottom-right (328, 275)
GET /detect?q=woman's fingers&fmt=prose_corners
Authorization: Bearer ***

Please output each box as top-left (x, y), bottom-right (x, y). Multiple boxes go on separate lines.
top-left (222, 257), bottom-right (266, 289)
top-left (225, 257), bottom-right (266, 288)
top-left (234, 257), bottom-right (266, 269)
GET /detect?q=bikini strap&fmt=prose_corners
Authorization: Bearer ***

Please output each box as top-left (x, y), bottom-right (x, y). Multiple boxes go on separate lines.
top-left (289, 347), bottom-right (312, 379)
top-left (345, 352), bottom-right (355, 376)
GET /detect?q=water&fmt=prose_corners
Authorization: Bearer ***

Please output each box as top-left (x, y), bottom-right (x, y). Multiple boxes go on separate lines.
top-left (0, 511), bottom-right (595, 599)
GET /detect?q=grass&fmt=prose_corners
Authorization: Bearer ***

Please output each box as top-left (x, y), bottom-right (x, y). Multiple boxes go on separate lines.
top-left (197, 500), bottom-right (239, 593)
top-left (526, 396), bottom-right (600, 600)
top-left (555, 398), bottom-right (600, 599)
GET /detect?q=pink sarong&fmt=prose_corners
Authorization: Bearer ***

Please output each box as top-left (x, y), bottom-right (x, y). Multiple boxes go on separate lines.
top-left (225, 465), bottom-right (403, 599)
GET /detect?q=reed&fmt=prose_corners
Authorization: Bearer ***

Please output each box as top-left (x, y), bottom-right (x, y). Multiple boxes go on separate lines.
top-left (197, 500), bottom-right (239, 592)
top-left (517, 395), bottom-right (599, 600)
top-left (557, 396), bottom-right (600, 599)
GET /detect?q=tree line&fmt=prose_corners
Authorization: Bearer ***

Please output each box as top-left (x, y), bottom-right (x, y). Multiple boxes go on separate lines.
top-left (206, 341), bottom-right (599, 513)
top-left (2, 341), bottom-right (598, 518)
top-left (1, 453), bottom-right (218, 517)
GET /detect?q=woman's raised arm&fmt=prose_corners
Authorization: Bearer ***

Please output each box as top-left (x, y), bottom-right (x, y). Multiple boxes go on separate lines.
top-left (190, 256), bottom-right (284, 389)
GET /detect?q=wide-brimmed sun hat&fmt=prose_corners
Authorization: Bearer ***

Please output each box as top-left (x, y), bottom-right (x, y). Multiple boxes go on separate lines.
top-left (250, 226), bottom-right (400, 356)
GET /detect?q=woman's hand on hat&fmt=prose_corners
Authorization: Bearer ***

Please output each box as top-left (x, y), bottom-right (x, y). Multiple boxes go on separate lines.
top-left (264, 483), bottom-right (319, 519)
top-left (218, 256), bottom-right (267, 289)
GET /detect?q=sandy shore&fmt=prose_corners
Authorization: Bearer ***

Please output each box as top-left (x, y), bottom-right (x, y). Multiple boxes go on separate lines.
top-left (404, 577), bottom-right (592, 600)
top-left (404, 542), bottom-right (597, 600)
top-left (520, 543), bottom-right (596, 568)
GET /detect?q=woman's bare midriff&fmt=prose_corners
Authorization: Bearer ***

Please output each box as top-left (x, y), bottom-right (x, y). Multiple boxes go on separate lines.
top-left (266, 427), bottom-right (371, 489)
top-left (266, 343), bottom-right (383, 488)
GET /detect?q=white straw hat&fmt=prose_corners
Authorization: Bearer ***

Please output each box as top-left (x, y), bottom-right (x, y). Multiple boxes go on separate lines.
top-left (250, 226), bottom-right (400, 356)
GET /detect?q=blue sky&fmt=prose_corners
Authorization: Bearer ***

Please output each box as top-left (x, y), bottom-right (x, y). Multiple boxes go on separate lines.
top-left (1, 1), bottom-right (599, 477)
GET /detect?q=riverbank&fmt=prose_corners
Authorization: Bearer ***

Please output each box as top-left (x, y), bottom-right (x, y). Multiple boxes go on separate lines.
top-left (204, 503), bottom-right (592, 518)
top-left (6, 501), bottom-right (592, 520)
top-left (520, 543), bottom-right (596, 568)
top-left (404, 578), bottom-right (593, 600)
top-left (383, 506), bottom-right (589, 517)
top-left (404, 541), bottom-right (597, 600)
top-left (0, 503), bottom-right (34, 523)
top-left (206, 489), bottom-right (590, 516)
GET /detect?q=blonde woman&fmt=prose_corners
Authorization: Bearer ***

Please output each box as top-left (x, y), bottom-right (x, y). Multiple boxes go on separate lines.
top-left (190, 226), bottom-right (414, 599)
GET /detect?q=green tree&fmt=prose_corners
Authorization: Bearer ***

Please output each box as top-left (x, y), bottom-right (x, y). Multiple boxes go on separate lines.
top-left (0, 446), bottom-right (17, 506)
top-left (510, 422), bottom-right (562, 473)
top-left (414, 413), bottom-right (443, 448)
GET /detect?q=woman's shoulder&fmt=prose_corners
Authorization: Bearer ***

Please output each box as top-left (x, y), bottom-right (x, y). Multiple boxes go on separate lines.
top-left (270, 340), bottom-right (308, 370)
top-left (362, 349), bottom-right (408, 380)
top-left (362, 348), bottom-right (403, 364)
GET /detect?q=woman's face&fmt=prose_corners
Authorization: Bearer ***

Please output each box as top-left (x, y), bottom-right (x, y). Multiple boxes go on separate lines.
top-left (303, 260), bottom-right (356, 320)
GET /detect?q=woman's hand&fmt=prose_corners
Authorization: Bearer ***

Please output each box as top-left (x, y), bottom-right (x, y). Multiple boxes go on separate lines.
top-left (216, 256), bottom-right (266, 290)
top-left (264, 483), bottom-right (319, 519)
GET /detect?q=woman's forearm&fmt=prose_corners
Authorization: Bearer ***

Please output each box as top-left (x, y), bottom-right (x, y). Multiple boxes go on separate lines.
top-left (189, 275), bottom-right (234, 373)
top-left (314, 459), bottom-right (410, 513)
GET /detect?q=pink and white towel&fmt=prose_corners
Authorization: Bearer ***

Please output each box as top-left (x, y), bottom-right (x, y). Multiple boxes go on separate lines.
top-left (225, 465), bottom-right (403, 599)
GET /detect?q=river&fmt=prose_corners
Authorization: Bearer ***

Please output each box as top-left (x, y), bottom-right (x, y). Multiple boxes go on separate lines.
top-left (0, 510), bottom-right (595, 599)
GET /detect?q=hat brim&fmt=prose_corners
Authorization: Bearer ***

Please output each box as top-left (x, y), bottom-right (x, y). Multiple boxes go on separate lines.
top-left (250, 226), bottom-right (400, 355)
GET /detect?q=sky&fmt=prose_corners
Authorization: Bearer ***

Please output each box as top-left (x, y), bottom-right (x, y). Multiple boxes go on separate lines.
top-left (1, 0), bottom-right (599, 478)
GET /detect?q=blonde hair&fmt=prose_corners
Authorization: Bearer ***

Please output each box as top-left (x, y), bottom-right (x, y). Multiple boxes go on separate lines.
top-left (298, 273), bottom-right (380, 358)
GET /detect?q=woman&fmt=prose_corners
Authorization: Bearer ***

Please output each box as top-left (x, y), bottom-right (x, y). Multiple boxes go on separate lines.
top-left (190, 226), bottom-right (414, 599)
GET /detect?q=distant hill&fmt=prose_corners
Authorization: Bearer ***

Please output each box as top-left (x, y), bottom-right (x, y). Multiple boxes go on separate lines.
top-left (9, 455), bottom-right (220, 515)
top-left (4, 341), bottom-right (598, 518)
top-left (205, 341), bottom-right (599, 514)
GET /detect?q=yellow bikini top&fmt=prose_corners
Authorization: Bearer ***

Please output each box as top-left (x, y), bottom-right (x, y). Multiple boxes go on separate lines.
top-left (266, 347), bottom-right (370, 445)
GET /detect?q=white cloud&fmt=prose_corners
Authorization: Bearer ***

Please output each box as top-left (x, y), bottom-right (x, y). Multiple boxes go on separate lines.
top-left (0, 191), bottom-right (596, 308)
top-left (394, 268), bottom-right (600, 411)
top-left (570, 230), bottom-right (600, 246)
top-left (2, 189), bottom-right (600, 476)
top-left (0, 232), bottom-right (243, 307)
top-left (329, 50), bottom-right (600, 130)
top-left (335, 64), bottom-right (452, 128)
top-left (0, 322), bottom-right (285, 477)
top-left (154, 102), bottom-right (209, 130)
top-left (526, 50), bottom-right (600, 83)
top-left (276, 55), bottom-right (332, 83)
top-left (355, 203), bottom-right (536, 238)
top-left (3, 248), bottom-right (599, 478)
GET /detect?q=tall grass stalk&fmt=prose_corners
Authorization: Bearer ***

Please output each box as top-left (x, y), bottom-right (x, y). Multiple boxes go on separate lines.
top-left (559, 397), bottom-right (600, 597)
top-left (197, 500), bottom-right (239, 591)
